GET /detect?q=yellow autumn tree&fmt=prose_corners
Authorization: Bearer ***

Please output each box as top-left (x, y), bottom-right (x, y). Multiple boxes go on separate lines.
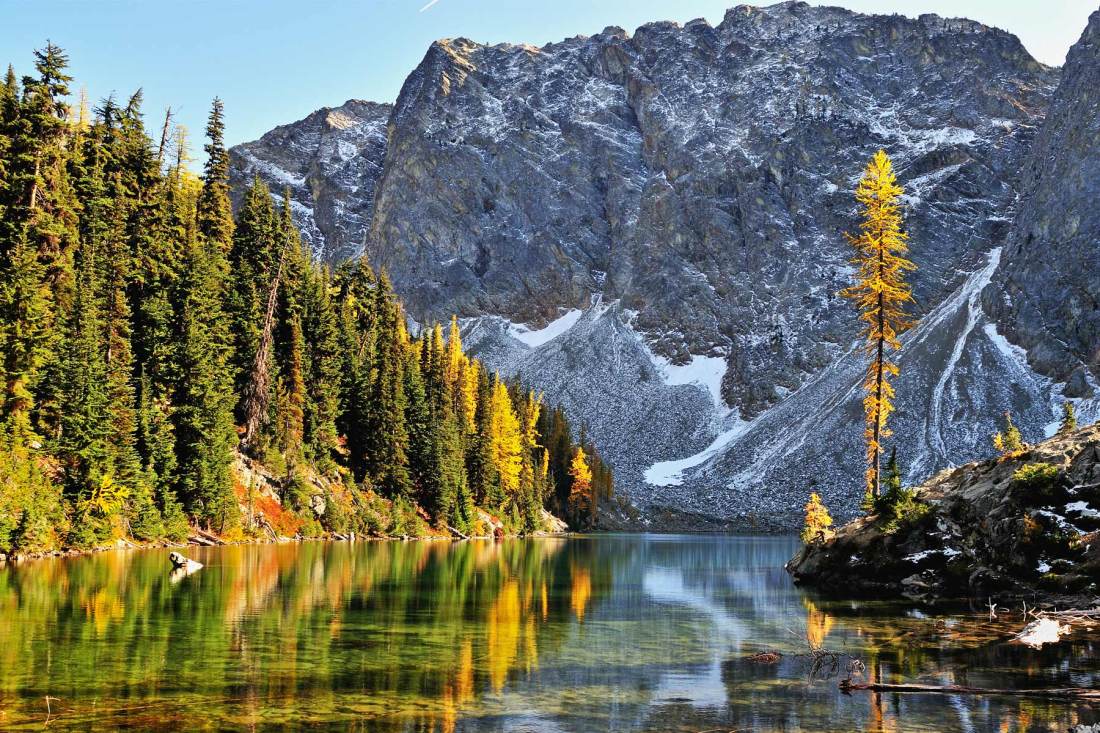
top-left (840, 150), bottom-right (915, 500)
top-left (800, 492), bottom-right (834, 544)
top-left (568, 447), bottom-right (593, 526)
top-left (489, 376), bottom-right (523, 495)
top-left (445, 316), bottom-right (464, 391)
top-left (459, 356), bottom-right (479, 433)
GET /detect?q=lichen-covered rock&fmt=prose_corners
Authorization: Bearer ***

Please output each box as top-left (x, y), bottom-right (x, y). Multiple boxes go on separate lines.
top-left (786, 424), bottom-right (1100, 598)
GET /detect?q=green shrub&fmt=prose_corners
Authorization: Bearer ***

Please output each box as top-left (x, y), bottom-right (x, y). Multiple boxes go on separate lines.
top-left (128, 483), bottom-right (165, 541)
top-left (321, 489), bottom-right (349, 534)
top-left (1013, 462), bottom-right (1060, 492)
top-left (0, 445), bottom-right (66, 555)
top-left (159, 488), bottom-right (191, 543)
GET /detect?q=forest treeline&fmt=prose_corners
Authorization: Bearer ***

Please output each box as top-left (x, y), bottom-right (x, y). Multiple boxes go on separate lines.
top-left (0, 45), bottom-right (612, 554)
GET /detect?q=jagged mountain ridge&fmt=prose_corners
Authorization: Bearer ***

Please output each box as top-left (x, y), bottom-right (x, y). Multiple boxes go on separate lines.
top-left (230, 99), bottom-right (392, 263)
top-left (229, 2), bottom-right (1100, 528)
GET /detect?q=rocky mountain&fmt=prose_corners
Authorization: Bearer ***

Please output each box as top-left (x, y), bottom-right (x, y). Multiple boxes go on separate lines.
top-left (230, 99), bottom-right (392, 262)
top-left (982, 7), bottom-right (1100, 400)
top-left (786, 422), bottom-right (1100, 598)
top-left (229, 2), bottom-right (1100, 528)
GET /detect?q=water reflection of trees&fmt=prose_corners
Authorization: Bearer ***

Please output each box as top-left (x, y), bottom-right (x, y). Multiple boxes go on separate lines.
top-left (0, 537), bottom-right (1095, 732)
top-left (0, 537), bottom-right (616, 731)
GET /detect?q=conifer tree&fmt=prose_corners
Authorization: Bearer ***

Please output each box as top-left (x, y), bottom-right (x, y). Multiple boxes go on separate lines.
top-left (468, 368), bottom-right (498, 505)
top-left (362, 274), bottom-right (412, 498)
top-left (489, 376), bottom-right (523, 504)
top-left (276, 314), bottom-right (307, 472)
top-left (1059, 402), bottom-right (1077, 435)
top-left (841, 150), bottom-right (915, 500)
top-left (801, 492), bottom-right (834, 544)
top-left (57, 236), bottom-right (110, 501)
top-left (567, 446), bottom-right (593, 528)
top-left (172, 101), bottom-right (237, 531)
top-left (196, 98), bottom-right (232, 252)
top-left (299, 265), bottom-right (341, 468)
top-left (992, 411), bottom-right (1024, 457)
top-left (0, 232), bottom-right (49, 442)
top-left (0, 44), bottom-right (617, 548)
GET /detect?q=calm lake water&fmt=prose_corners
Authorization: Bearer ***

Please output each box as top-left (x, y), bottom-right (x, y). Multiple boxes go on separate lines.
top-left (0, 534), bottom-right (1096, 731)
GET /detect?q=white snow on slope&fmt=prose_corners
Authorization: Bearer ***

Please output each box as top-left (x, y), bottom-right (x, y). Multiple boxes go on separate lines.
top-left (1066, 501), bottom-right (1100, 519)
top-left (644, 418), bottom-right (750, 487)
top-left (507, 309), bottom-right (583, 347)
top-left (629, 329), bottom-right (730, 413)
top-left (655, 354), bottom-right (729, 411)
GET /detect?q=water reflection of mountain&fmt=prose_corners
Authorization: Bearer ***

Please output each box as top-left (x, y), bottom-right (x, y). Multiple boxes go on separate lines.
top-left (0, 536), bottom-right (1095, 732)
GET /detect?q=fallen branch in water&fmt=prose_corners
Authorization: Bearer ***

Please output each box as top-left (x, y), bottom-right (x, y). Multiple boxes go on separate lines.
top-left (1013, 605), bottom-right (1099, 648)
top-left (839, 680), bottom-right (1100, 700)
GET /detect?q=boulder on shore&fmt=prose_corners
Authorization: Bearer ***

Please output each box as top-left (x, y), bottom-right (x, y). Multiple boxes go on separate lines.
top-left (786, 424), bottom-right (1100, 599)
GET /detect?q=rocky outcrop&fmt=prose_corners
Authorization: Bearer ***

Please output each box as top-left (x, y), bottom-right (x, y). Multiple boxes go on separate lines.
top-left (786, 424), bottom-right (1100, 598)
top-left (983, 8), bottom-right (1100, 398)
top-left (229, 99), bottom-right (392, 262)
top-left (229, 2), bottom-right (1100, 527)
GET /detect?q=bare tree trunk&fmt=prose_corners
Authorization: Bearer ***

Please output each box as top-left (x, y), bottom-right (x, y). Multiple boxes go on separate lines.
top-left (841, 680), bottom-right (1099, 700)
top-left (28, 156), bottom-right (40, 211)
top-left (157, 107), bottom-right (173, 168)
top-left (240, 249), bottom-right (288, 452)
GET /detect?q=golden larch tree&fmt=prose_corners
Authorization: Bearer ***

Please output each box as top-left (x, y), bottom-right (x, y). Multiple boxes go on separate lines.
top-left (841, 149), bottom-right (915, 500)
top-left (489, 376), bottom-right (523, 495)
top-left (800, 492), bottom-right (834, 544)
top-left (568, 446), bottom-right (593, 525)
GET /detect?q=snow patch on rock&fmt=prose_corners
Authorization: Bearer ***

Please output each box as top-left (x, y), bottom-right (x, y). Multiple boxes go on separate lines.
top-left (507, 309), bottom-right (584, 348)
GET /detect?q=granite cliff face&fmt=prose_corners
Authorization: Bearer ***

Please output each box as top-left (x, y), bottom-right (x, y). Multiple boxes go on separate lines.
top-left (229, 2), bottom-right (1100, 528)
top-left (230, 99), bottom-right (392, 262)
top-left (982, 8), bottom-right (1100, 400)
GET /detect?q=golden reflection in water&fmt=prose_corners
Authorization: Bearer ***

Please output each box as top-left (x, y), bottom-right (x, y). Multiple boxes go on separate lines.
top-left (802, 597), bottom-right (834, 650)
top-left (487, 579), bottom-right (521, 692)
top-left (0, 538), bottom-right (581, 730)
top-left (0, 537), bottom-right (1093, 732)
top-left (570, 564), bottom-right (592, 622)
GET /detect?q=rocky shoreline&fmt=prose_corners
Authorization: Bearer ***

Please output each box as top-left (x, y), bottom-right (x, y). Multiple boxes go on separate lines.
top-left (786, 424), bottom-right (1100, 601)
top-left (0, 513), bottom-right (571, 565)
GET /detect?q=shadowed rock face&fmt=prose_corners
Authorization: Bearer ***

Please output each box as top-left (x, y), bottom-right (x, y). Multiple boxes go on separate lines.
top-left (366, 2), bottom-right (1053, 420)
top-left (983, 8), bottom-right (1100, 399)
top-left (229, 2), bottom-right (1100, 527)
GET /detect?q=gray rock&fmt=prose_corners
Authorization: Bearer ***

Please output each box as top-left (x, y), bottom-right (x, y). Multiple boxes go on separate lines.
top-left (228, 2), bottom-right (1100, 528)
top-left (229, 99), bottom-right (392, 262)
top-left (786, 423), bottom-right (1100, 598)
top-left (983, 8), bottom-right (1100, 397)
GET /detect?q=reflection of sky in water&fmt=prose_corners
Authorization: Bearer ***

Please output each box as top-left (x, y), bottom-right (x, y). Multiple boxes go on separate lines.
top-left (643, 564), bottom-right (747, 710)
top-left (0, 534), bottom-right (1096, 732)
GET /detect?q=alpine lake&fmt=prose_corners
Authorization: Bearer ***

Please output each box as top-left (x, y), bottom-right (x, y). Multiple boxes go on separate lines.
top-left (0, 534), bottom-right (1096, 731)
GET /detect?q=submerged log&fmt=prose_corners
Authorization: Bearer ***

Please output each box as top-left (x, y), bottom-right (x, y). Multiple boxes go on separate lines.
top-left (839, 680), bottom-right (1100, 700)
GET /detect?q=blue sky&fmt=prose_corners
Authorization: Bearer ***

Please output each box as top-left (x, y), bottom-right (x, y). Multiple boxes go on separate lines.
top-left (3, 1), bottom-right (1094, 157)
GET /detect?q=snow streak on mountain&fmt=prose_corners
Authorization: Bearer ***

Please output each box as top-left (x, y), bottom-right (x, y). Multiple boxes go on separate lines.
top-left (230, 2), bottom-right (1100, 527)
